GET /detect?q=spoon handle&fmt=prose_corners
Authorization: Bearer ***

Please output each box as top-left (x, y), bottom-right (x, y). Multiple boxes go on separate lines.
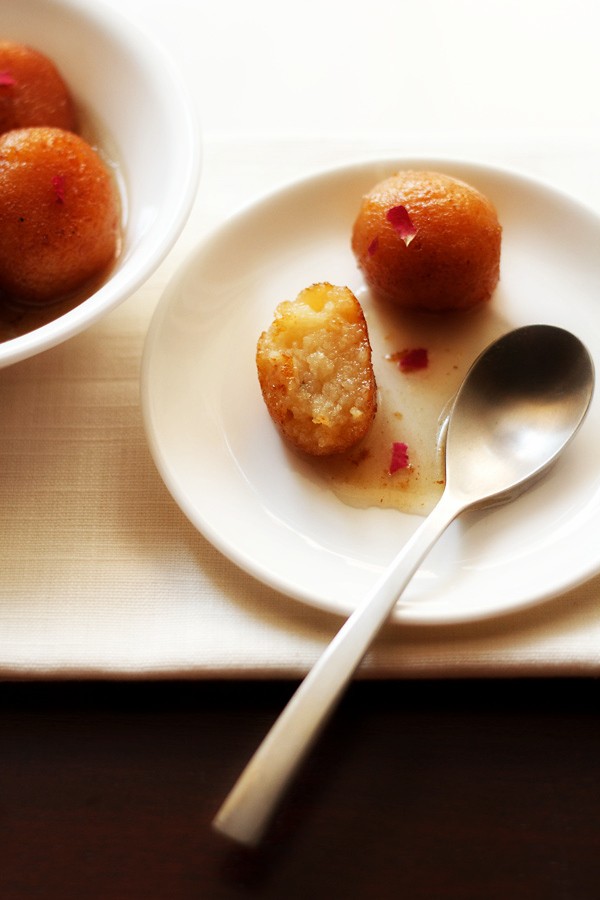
top-left (213, 491), bottom-right (461, 845)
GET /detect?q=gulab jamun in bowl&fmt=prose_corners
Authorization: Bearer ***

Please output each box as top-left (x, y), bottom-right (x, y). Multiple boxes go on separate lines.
top-left (0, 0), bottom-right (201, 367)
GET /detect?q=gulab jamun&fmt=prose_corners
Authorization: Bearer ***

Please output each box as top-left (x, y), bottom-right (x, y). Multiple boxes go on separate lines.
top-left (0, 42), bottom-right (76, 134)
top-left (351, 170), bottom-right (502, 312)
top-left (256, 283), bottom-right (377, 456)
top-left (0, 127), bottom-right (120, 304)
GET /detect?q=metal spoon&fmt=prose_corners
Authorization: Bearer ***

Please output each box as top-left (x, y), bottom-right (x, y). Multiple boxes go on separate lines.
top-left (213, 323), bottom-right (594, 846)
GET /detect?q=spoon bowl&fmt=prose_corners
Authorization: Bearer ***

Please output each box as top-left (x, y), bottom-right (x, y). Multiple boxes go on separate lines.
top-left (213, 324), bottom-right (594, 846)
top-left (446, 324), bottom-right (594, 506)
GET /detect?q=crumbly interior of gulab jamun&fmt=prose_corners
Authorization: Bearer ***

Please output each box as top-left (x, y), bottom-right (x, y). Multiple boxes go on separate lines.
top-left (256, 283), bottom-right (377, 456)
top-left (0, 42), bottom-right (122, 340)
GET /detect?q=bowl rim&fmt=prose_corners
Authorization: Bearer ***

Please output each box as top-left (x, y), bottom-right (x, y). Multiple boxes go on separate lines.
top-left (0, 0), bottom-right (202, 367)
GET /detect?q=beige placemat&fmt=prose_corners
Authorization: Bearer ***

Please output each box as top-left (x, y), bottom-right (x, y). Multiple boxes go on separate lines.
top-left (2, 138), bottom-right (600, 679)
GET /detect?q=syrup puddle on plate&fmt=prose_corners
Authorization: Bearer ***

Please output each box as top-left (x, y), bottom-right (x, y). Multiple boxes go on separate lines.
top-left (312, 288), bottom-right (509, 515)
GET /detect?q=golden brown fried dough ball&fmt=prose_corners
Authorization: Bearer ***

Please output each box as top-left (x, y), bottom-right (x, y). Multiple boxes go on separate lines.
top-left (351, 170), bottom-right (502, 312)
top-left (257, 283), bottom-right (377, 456)
top-left (0, 127), bottom-right (120, 304)
top-left (0, 42), bottom-right (76, 134)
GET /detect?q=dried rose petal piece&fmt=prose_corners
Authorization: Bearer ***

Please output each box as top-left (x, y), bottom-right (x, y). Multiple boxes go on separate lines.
top-left (386, 205), bottom-right (417, 246)
top-left (51, 174), bottom-right (65, 204)
top-left (389, 441), bottom-right (409, 474)
top-left (367, 236), bottom-right (379, 255)
top-left (386, 347), bottom-right (429, 373)
top-left (398, 347), bottom-right (428, 372)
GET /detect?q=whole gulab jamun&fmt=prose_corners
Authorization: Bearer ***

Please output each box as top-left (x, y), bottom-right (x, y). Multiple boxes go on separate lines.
top-left (0, 127), bottom-right (120, 304)
top-left (351, 170), bottom-right (502, 312)
top-left (0, 42), bottom-right (76, 134)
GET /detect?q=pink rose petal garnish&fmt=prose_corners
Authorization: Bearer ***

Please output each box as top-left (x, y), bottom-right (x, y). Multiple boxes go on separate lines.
top-left (52, 174), bottom-right (65, 204)
top-left (398, 347), bottom-right (428, 372)
top-left (0, 71), bottom-right (16, 87)
top-left (386, 347), bottom-right (429, 373)
top-left (367, 236), bottom-right (379, 255)
top-left (386, 204), bottom-right (417, 246)
top-left (389, 441), bottom-right (409, 474)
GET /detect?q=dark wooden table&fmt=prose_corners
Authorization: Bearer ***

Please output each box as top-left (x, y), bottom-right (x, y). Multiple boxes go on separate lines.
top-left (1, 677), bottom-right (599, 899)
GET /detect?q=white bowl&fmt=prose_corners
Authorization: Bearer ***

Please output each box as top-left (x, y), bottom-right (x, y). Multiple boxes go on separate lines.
top-left (0, 0), bottom-right (201, 367)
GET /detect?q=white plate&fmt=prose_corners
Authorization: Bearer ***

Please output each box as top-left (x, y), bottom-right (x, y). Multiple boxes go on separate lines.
top-left (141, 157), bottom-right (600, 625)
